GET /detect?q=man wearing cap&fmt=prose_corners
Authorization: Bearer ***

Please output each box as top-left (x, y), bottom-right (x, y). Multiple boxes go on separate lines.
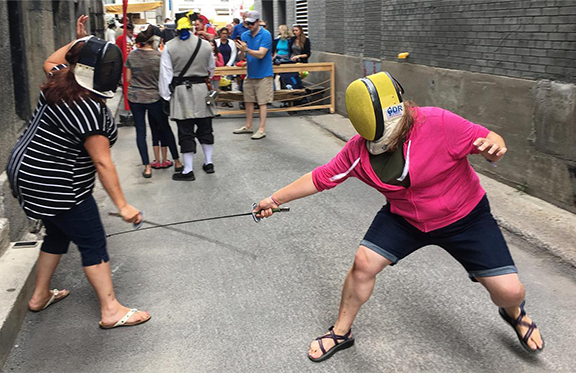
top-left (159, 12), bottom-right (217, 181)
top-left (115, 23), bottom-right (135, 57)
top-left (233, 10), bottom-right (274, 140)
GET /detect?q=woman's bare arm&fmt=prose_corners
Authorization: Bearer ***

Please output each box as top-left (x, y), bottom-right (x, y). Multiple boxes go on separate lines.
top-left (254, 172), bottom-right (319, 218)
top-left (44, 15), bottom-right (89, 74)
top-left (84, 135), bottom-right (141, 224)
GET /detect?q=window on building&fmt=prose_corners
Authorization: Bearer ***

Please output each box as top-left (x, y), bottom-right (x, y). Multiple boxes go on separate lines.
top-left (295, 0), bottom-right (308, 36)
top-left (279, 0), bottom-right (286, 25)
top-left (215, 8), bottom-right (231, 17)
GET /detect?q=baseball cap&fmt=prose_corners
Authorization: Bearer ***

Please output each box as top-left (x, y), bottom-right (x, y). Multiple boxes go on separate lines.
top-left (245, 11), bottom-right (260, 23)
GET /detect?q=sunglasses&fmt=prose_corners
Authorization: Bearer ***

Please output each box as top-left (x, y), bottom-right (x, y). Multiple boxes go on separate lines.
top-left (246, 21), bottom-right (256, 26)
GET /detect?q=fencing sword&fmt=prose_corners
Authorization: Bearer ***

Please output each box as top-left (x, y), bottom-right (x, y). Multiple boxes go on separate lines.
top-left (106, 203), bottom-right (290, 238)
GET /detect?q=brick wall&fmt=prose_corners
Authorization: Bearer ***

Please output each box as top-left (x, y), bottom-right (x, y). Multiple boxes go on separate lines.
top-left (306, 0), bottom-right (576, 83)
top-left (345, 0), bottom-right (365, 57)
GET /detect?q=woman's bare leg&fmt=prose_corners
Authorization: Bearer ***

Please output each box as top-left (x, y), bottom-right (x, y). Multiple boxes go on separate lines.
top-left (161, 146), bottom-right (168, 162)
top-left (28, 252), bottom-right (67, 310)
top-left (476, 274), bottom-right (543, 350)
top-left (152, 145), bottom-right (160, 163)
top-left (83, 260), bottom-right (149, 325)
top-left (309, 246), bottom-right (392, 358)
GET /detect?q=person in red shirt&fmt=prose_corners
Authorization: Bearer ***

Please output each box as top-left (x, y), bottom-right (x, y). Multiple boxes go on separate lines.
top-left (194, 18), bottom-right (215, 41)
top-left (115, 23), bottom-right (135, 60)
top-left (210, 40), bottom-right (224, 92)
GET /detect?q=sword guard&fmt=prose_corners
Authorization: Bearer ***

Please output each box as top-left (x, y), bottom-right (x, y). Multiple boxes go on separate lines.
top-left (252, 203), bottom-right (261, 223)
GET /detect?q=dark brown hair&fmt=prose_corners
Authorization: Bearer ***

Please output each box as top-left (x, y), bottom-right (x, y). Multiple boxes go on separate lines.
top-left (210, 39), bottom-right (220, 56)
top-left (41, 42), bottom-right (104, 105)
top-left (387, 100), bottom-right (417, 152)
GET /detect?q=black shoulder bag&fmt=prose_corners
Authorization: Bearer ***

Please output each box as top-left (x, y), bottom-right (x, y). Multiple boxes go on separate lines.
top-left (163, 39), bottom-right (202, 116)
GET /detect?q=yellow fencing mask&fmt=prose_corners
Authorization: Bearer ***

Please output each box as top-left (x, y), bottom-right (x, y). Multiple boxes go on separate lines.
top-left (345, 72), bottom-right (405, 154)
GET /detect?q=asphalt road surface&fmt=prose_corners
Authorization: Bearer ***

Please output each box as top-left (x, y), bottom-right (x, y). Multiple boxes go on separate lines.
top-left (5, 115), bottom-right (576, 372)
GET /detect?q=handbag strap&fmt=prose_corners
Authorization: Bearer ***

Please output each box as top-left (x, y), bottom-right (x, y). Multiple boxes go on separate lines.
top-left (178, 37), bottom-right (202, 80)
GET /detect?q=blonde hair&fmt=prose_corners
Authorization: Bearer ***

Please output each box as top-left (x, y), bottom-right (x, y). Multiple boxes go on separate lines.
top-left (278, 25), bottom-right (292, 40)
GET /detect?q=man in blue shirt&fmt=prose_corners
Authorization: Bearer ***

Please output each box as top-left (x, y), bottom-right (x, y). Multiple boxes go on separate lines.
top-left (233, 10), bottom-right (274, 140)
top-left (231, 11), bottom-right (250, 41)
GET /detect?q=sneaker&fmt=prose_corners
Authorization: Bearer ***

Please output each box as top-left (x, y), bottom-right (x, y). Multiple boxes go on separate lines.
top-left (233, 126), bottom-right (253, 134)
top-left (172, 171), bottom-right (195, 181)
top-left (161, 160), bottom-right (174, 169)
top-left (251, 130), bottom-right (266, 140)
top-left (202, 163), bottom-right (215, 174)
top-left (150, 160), bottom-right (162, 169)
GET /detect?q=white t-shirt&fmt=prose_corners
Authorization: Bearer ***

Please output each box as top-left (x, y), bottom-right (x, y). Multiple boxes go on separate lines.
top-left (105, 28), bottom-right (116, 43)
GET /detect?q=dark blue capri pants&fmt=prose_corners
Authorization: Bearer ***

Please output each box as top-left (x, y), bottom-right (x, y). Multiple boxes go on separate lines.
top-left (40, 195), bottom-right (108, 267)
top-left (361, 195), bottom-right (517, 281)
top-left (129, 100), bottom-right (179, 165)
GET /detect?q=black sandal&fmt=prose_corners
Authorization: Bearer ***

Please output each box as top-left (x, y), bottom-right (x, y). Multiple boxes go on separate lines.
top-left (499, 300), bottom-right (545, 353)
top-left (308, 326), bottom-right (355, 363)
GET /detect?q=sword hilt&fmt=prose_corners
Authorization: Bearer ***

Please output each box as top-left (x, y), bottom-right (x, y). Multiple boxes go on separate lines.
top-left (271, 207), bottom-right (290, 213)
top-left (108, 211), bottom-right (144, 229)
top-left (252, 204), bottom-right (290, 223)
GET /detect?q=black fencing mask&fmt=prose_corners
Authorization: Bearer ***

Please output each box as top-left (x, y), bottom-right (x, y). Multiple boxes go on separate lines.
top-left (72, 36), bottom-right (123, 98)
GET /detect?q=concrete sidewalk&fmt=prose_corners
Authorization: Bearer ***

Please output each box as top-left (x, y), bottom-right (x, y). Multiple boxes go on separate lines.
top-left (306, 113), bottom-right (576, 269)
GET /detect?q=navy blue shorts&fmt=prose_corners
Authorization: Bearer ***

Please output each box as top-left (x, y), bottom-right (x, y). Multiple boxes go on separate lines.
top-left (361, 195), bottom-right (517, 281)
top-left (40, 195), bottom-right (109, 267)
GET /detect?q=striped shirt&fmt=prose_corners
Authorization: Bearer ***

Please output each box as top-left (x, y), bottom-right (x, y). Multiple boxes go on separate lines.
top-left (7, 64), bottom-right (117, 219)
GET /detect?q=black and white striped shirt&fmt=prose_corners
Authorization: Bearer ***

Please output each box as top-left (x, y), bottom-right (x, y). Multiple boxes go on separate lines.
top-left (7, 64), bottom-right (117, 219)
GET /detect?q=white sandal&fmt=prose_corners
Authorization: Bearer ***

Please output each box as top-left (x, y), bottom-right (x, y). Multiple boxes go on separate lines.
top-left (99, 308), bottom-right (151, 329)
top-left (29, 289), bottom-right (69, 312)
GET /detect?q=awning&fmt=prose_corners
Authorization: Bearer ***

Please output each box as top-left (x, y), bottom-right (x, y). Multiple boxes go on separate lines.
top-left (105, 1), bottom-right (163, 14)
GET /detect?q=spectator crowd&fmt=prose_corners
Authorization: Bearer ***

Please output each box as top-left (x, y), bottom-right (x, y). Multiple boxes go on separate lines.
top-left (104, 10), bottom-right (311, 179)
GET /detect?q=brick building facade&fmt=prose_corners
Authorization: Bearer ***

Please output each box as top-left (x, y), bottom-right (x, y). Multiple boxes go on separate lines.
top-left (255, 0), bottom-right (576, 213)
top-left (257, 0), bottom-right (575, 82)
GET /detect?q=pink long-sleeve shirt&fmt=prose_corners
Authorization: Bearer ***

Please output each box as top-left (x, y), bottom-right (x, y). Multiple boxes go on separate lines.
top-left (312, 107), bottom-right (490, 232)
top-left (212, 53), bottom-right (225, 81)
